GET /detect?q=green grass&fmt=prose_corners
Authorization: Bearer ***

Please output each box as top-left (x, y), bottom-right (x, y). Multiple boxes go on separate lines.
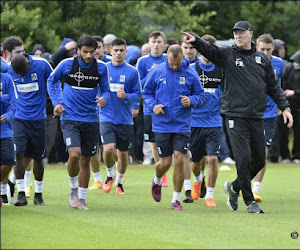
top-left (1, 162), bottom-right (300, 249)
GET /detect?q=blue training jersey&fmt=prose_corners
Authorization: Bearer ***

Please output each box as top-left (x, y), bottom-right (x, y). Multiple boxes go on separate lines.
top-left (136, 53), bottom-right (166, 115)
top-left (190, 62), bottom-right (223, 128)
top-left (8, 54), bottom-right (53, 121)
top-left (47, 57), bottom-right (110, 122)
top-left (1, 73), bottom-right (18, 138)
top-left (100, 61), bottom-right (142, 125)
top-left (264, 56), bottom-right (284, 118)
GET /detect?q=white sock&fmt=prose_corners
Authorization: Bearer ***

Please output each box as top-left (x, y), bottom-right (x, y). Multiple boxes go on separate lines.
top-left (9, 171), bottom-right (16, 184)
top-left (16, 179), bottom-right (25, 192)
top-left (195, 174), bottom-right (202, 183)
top-left (106, 166), bottom-right (115, 178)
top-left (34, 180), bottom-right (43, 193)
top-left (116, 171), bottom-right (124, 185)
top-left (184, 179), bottom-right (191, 191)
top-left (1, 183), bottom-right (7, 195)
top-left (68, 175), bottom-right (78, 189)
top-left (253, 181), bottom-right (261, 193)
top-left (172, 191), bottom-right (181, 203)
top-left (154, 175), bottom-right (162, 185)
top-left (201, 170), bottom-right (205, 177)
top-left (205, 187), bottom-right (215, 199)
top-left (78, 187), bottom-right (88, 200)
top-left (93, 171), bottom-right (102, 183)
top-left (24, 171), bottom-right (31, 186)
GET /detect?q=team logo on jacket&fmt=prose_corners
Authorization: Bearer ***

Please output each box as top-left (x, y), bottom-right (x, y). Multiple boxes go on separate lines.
top-left (255, 56), bottom-right (262, 64)
top-left (120, 75), bottom-right (125, 82)
top-left (179, 77), bottom-right (185, 85)
top-left (235, 58), bottom-right (244, 67)
top-left (31, 73), bottom-right (38, 81)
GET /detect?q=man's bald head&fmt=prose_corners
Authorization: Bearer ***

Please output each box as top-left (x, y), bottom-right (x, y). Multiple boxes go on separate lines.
top-left (167, 44), bottom-right (183, 58)
top-left (167, 44), bottom-right (184, 71)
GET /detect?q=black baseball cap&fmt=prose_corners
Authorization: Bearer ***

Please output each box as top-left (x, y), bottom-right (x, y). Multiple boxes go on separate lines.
top-left (232, 21), bottom-right (253, 32)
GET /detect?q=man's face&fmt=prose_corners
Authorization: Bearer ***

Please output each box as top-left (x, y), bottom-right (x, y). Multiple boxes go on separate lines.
top-left (79, 46), bottom-right (95, 64)
top-left (181, 42), bottom-right (197, 61)
top-left (6, 45), bottom-right (25, 62)
top-left (233, 30), bottom-right (253, 50)
top-left (256, 41), bottom-right (274, 59)
top-left (34, 49), bottom-right (43, 57)
top-left (94, 41), bottom-right (104, 60)
top-left (149, 36), bottom-right (165, 57)
top-left (103, 44), bottom-right (112, 55)
top-left (141, 43), bottom-right (150, 56)
top-left (167, 53), bottom-right (183, 71)
top-left (111, 45), bottom-right (127, 65)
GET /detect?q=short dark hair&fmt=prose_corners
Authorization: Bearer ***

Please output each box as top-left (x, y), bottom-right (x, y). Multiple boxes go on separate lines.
top-left (201, 34), bottom-right (216, 45)
top-left (11, 54), bottom-right (29, 76)
top-left (149, 31), bottom-right (167, 43)
top-left (256, 33), bottom-right (274, 45)
top-left (77, 35), bottom-right (97, 49)
top-left (111, 38), bottom-right (127, 47)
top-left (92, 35), bottom-right (104, 44)
top-left (167, 44), bottom-right (183, 58)
top-left (3, 36), bottom-right (23, 52)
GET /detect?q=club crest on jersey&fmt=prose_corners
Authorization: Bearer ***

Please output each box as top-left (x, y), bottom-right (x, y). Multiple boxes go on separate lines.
top-left (235, 58), bottom-right (244, 67)
top-left (255, 56), bottom-right (262, 64)
top-left (31, 73), bottom-right (38, 81)
top-left (120, 75), bottom-right (125, 82)
top-left (179, 77), bottom-right (185, 85)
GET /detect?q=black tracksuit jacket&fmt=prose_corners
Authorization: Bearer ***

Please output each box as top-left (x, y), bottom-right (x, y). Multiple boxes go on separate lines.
top-left (192, 36), bottom-right (289, 119)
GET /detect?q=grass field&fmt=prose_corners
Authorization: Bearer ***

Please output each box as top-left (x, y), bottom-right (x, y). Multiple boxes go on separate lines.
top-left (1, 162), bottom-right (300, 249)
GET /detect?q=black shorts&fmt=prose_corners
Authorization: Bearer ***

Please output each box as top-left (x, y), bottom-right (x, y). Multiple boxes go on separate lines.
top-left (154, 132), bottom-right (190, 157)
top-left (13, 118), bottom-right (46, 160)
top-left (144, 115), bottom-right (155, 142)
top-left (264, 117), bottom-right (277, 148)
top-left (189, 127), bottom-right (222, 162)
top-left (100, 122), bottom-right (132, 151)
top-left (61, 120), bottom-right (99, 156)
top-left (0, 137), bottom-right (15, 165)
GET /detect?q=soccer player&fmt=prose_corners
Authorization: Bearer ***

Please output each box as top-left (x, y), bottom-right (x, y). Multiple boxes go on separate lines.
top-left (100, 38), bottom-right (141, 194)
top-left (144, 44), bottom-right (204, 210)
top-left (47, 35), bottom-right (110, 210)
top-left (0, 67), bottom-right (17, 206)
top-left (253, 33), bottom-right (284, 202)
top-left (189, 35), bottom-right (223, 207)
top-left (136, 30), bottom-right (168, 186)
top-left (8, 52), bottom-right (55, 206)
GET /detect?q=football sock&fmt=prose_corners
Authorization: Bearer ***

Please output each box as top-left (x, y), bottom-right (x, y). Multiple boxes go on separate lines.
top-left (68, 175), bottom-right (78, 189)
top-left (154, 175), bottom-right (162, 185)
top-left (171, 191), bottom-right (181, 203)
top-left (16, 179), bottom-right (25, 192)
top-left (184, 179), bottom-right (191, 191)
top-left (116, 172), bottom-right (124, 185)
top-left (78, 187), bottom-right (88, 200)
top-left (34, 180), bottom-right (43, 193)
top-left (106, 166), bottom-right (115, 178)
top-left (1, 183), bottom-right (7, 195)
top-left (205, 187), bottom-right (214, 199)
top-left (24, 171), bottom-right (31, 186)
top-left (9, 171), bottom-right (16, 184)
top-left (253, 181), bottom-right (261, 193)
top-left (201, 170), bottom-right (205, 177)
top-left (195, 174), bottom-right (202, 183)
top-left (92, 171), bottom-right (102, 183)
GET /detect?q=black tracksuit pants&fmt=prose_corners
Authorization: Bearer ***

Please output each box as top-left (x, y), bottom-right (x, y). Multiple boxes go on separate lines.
top-left (223, 116), bottom-right (266, 206)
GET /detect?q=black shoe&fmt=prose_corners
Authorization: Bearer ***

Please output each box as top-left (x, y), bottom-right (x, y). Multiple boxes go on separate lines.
top-left (183, 190), bottom-right (193, 203)
top-left (224, 182), bottom-right (239, 211)
top-left (14, 192), bottom-right (28, 206)
top-left (247, 201), bottom-right (264, 214)
top-left (33, 193), bottom-right (46, 205)
top-left (200, 177), bottom-right (206, 198)
top-left (0, 195), bottom-right (9, 205)
top-left (7, 180), bottom-right (15, 200)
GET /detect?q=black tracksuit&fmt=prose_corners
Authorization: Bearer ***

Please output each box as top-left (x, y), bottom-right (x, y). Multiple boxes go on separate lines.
top-left (192, 36), bottom-right (290, 205)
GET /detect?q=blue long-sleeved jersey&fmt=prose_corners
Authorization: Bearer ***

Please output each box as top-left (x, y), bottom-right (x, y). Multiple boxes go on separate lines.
top-left (8, 54), bottom-right (53, 121)
top-left (190, 62), bottom-right (222, 127)
top-left (47, 57), bottom-right (110, 122)
top-left (1, 73), bottom-right (18, 138)
top-left (136, 53), bottom-right (166, 115)
top-left (143, 57), bottom-right (204, 133)
top-left (264, 56), bottom-right (284, 118)
top-left (1, 57), bottom-right (9, 73)
top-left (100, 62), bottom-right (142, 125)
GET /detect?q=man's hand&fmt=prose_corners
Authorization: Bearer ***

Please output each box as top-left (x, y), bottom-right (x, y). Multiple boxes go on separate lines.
top-left (153, 104), bottom-right (165, 115)
top-left (0, 114), bottom-right (7, 123)
top-left (282, 108), bottom-right (293, 128)
top-left (132, 108), bottom-right (139, 118)
top-left (96, 96), bottom-right (106, 107)
top-left (117, 87), bottom-right (126, 99)
top-left (53, 104), bottom-right (65, 118)
top-left (180, 95), bottom-right (191, 107)
top-left (180, 31), bottom-right (196, 44)
top-left (284, 89), bottom-right (295, 97)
